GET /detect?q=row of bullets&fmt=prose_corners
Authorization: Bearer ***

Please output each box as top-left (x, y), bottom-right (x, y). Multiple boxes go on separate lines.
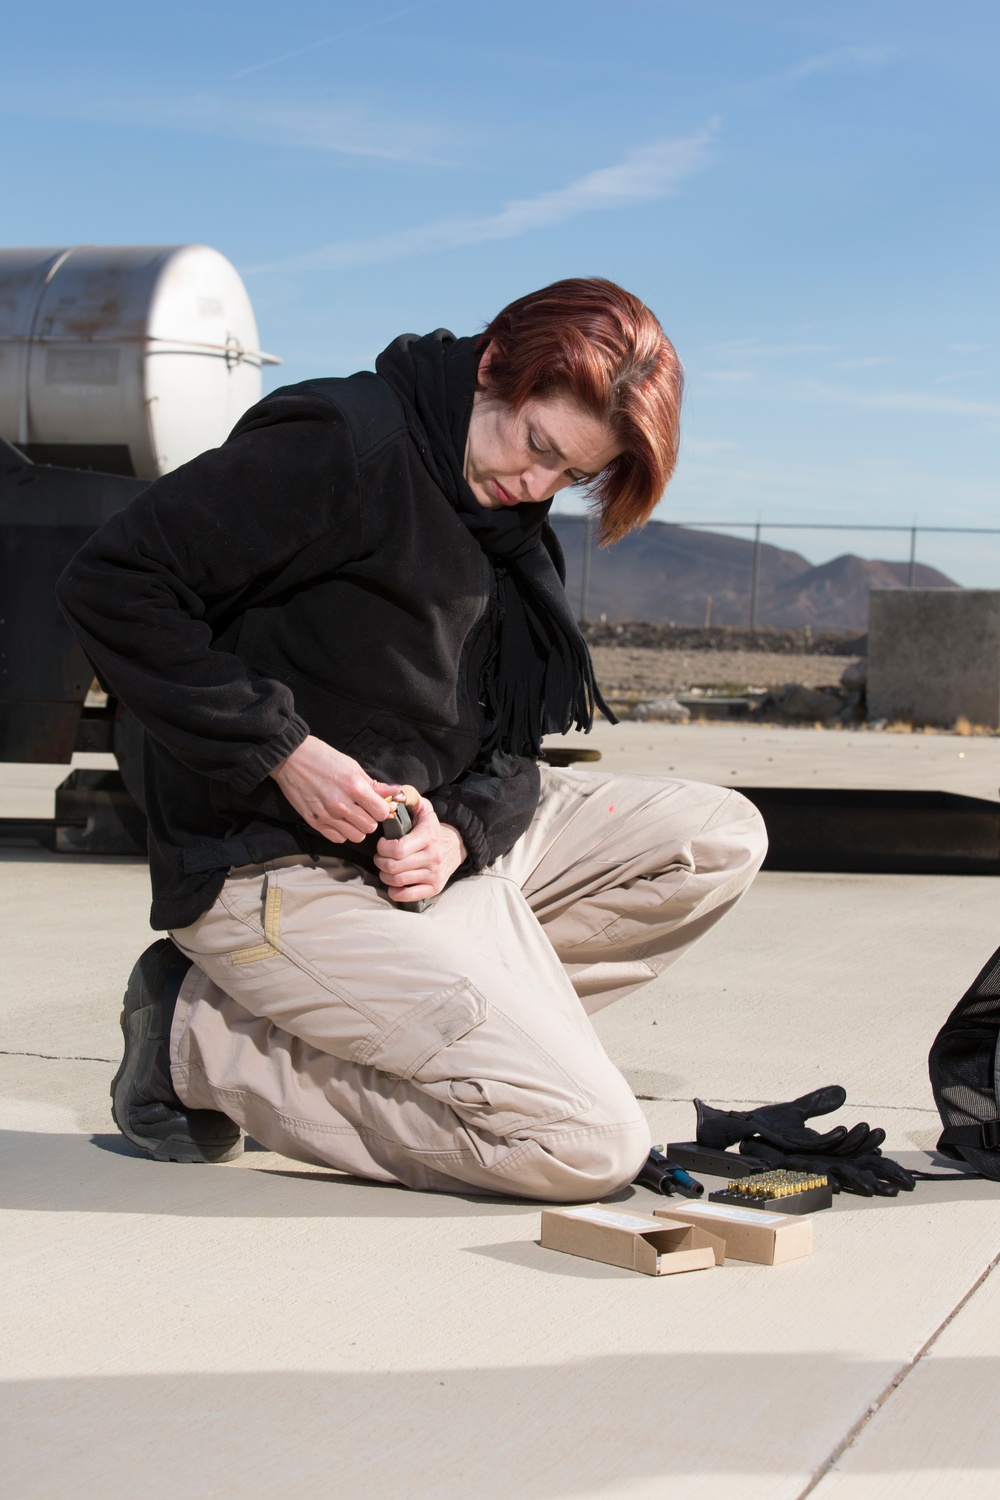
top-left (723, 1169), bottom-right (828, 1199)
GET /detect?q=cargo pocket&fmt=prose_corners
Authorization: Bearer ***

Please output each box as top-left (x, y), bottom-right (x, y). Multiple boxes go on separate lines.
top-left (360, 979), bottom-right (488, 1080)
top-left (377, 996), bottom-right (597, 1135)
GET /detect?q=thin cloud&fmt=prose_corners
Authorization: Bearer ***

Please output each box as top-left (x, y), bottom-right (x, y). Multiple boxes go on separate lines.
top-left (833, 356), bottom-right (895, 370)
top-left (734, 45), bottom-right (893, 101)
top-left (785, 45), bottom-right (892, 83)
top-left (674, 449), bottom-right (1000, 511)
top-left (250, 125), bottom-right (718, 273)
top-left (692, 367), bottom-right (1000, 421)
top-left (682, 438), bottom-right (740, 457)
top-left (934, 368), bottom-right (994, 386)
top-left (0, 89), bottom-right (444, 165)
top-left (800, 380), bottom-right (1000, 419)
top-left (709, 338), bottom-right (842, 360)
top-left (234, 2), bottom-right (440, 80)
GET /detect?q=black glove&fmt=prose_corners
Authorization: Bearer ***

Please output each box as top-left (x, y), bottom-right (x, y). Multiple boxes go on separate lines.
top-left (744, 1139), bottom-right (916, 1198)
top-left (695, 1085), bottom-right (914, 1197)
top-left (696, 1086), bottom-right (883, 1157)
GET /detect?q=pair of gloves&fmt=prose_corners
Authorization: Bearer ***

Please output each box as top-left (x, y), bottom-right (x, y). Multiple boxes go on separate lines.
top-left (695, 1085), bottom-right (916, 1197)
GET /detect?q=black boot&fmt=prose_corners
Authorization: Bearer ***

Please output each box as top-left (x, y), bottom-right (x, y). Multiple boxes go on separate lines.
top-left (110, 940), bottom-right (243, 1163)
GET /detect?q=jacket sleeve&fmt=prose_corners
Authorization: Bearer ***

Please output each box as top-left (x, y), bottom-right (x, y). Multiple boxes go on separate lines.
top-left (56, 393), bottom-right (364, 793)
top-left (429, 753), bottom-right (540, 871)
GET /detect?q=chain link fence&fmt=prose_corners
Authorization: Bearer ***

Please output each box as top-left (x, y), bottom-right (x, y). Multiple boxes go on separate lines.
top-left (559, 516), bottom-right (1000, 632)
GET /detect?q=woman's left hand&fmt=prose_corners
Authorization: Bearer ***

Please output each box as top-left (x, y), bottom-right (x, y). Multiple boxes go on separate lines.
top-left (374, 796), bottom-right (468, 903)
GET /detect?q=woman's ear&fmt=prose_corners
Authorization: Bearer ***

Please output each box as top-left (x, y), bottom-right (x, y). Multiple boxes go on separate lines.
top-left (476, 341), bottom-right (494, 389)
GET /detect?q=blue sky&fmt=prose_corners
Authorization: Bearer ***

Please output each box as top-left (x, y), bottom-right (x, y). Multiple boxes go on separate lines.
top-left (5, 0), bottom-right (998, 582)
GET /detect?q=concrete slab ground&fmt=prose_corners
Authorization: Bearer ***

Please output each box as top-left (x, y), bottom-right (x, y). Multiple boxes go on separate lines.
top-left (2, 727), bottom-right (999, 1498)
top-left (544, 718), bottom-right (1000, 802)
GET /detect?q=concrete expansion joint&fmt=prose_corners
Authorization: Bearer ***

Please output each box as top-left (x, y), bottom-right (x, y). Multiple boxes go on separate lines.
top-left (0, 1048), bottom-right (115, 1063)
top-left (795, 1246), bottom-right (1000, 1499)
top-left (632, 1090), bottom-right (939, 1114)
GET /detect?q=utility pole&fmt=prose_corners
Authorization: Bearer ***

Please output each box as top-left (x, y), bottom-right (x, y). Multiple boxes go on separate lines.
top-left (749, 520), bottom-right (762, 629)
top-left (580, 514), bottom-right (593, 622)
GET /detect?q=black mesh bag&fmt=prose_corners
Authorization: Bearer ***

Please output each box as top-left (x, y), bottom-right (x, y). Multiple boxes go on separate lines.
top-left (929, 944), bottom-right (1000, 1178)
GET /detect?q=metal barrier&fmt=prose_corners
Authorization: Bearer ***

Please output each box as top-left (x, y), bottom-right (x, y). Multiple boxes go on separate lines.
top-left (572, 517), bottom-right (1000, 628)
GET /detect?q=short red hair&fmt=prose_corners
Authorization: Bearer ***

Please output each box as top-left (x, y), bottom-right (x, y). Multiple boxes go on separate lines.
top-left (480, 277), bottom-right (682, 543)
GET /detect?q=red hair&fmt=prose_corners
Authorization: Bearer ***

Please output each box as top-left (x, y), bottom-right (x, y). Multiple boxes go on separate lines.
top-left (480, 277), bottom-right (682, 543)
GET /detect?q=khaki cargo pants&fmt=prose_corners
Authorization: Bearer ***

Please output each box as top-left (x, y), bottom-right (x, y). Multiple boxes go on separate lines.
top-left (170, 767), bottom-right (767, 1201)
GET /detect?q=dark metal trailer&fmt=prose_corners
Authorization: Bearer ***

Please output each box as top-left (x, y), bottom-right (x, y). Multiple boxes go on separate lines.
top-left (0, 436), bottom-right (148, 853)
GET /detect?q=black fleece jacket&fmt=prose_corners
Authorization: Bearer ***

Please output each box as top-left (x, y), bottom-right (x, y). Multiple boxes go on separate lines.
top-left (56, 373), bottom-right (542, 929)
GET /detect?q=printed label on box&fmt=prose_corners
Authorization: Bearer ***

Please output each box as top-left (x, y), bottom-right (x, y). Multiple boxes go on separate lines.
top-left (669, 1203), bottom-right (787, 1228)
top-left (560, 1205), bottom-right (665, 1233)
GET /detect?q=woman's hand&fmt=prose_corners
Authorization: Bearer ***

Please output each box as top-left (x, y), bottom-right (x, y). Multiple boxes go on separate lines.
top-left (269, 735), bottom-right (401, 844)
top-left (374, 796), bottom-right (467, 903)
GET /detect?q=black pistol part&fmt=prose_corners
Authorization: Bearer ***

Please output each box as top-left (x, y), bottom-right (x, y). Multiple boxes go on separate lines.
top-left (380, 801), bottom-right (429, 913)
top-left (666, 1141), bottom-right (767, 1178)
top-left (635, 1148), bottom-right (704, 1198)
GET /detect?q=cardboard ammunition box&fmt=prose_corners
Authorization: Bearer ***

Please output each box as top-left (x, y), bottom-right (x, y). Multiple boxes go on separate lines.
top-left (540, 1205), bottom-right (724, 1277)
top-left (653, 1200), bottom-right (813, 1265)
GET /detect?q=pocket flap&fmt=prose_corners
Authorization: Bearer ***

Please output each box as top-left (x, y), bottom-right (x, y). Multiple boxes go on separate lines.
top-left (363, 980), bottom-right (487, 1080)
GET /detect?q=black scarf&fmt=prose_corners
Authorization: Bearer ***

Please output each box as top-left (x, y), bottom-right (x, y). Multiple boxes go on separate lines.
top-left (376, 329), bottom-right (614, 758)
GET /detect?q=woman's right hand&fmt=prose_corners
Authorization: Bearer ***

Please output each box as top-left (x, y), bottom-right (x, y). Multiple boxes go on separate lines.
top-left (269, 735), bottom-right (401, 844)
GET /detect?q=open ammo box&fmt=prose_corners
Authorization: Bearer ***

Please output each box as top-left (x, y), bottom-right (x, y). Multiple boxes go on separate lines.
top-left (540, 1205), bottom-right (724, 1277)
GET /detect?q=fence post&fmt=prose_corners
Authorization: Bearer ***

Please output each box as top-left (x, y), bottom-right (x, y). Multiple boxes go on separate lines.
top-left (908, 525), bottom-right (918, 588)
top-left (750, 520), bottom-right (762, 629)
top-left (580, 514), bottom-right (593, 622)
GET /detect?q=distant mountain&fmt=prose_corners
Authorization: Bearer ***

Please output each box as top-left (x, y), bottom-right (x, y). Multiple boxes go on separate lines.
top-left (550, 516), bottom-right (958, 630)
top-left (767, 553), bottom-right (956, 630)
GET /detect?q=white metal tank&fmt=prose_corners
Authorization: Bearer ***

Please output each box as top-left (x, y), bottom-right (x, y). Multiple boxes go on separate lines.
top-left (0, 245), bottom-right (279, 478)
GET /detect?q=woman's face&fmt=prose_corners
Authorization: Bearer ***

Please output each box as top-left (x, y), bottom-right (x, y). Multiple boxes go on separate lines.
top-left (464, 361), bottom-right (620, 512)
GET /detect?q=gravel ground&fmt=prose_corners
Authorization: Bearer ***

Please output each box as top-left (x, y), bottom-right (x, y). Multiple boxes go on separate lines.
top-left (582, 622), bottom-right (866, 655)
top-left (590, 646), bottom-right (860, 696)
